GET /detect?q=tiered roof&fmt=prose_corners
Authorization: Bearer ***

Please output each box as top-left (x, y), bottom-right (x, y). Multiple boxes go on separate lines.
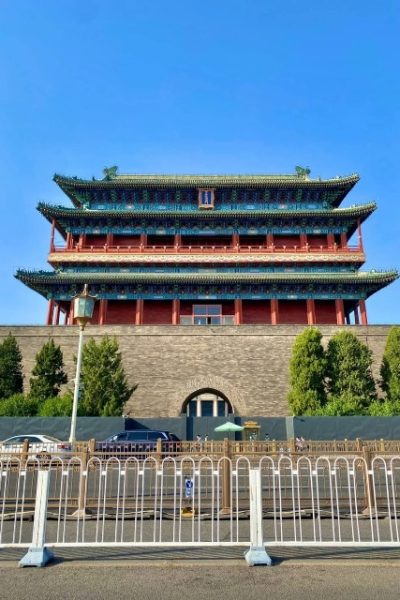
top-left (15, 169), bottom-right (398, 305)
top-left (53, 172), bottom-right (360, 207)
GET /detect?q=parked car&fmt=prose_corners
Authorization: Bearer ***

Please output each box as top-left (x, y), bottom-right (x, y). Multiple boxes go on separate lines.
top-left (95, 430), bottom-right (180, 455)
top-left (0, 434), bottom-right (70, 459)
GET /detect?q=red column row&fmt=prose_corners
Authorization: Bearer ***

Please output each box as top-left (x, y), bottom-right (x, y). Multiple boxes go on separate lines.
top-left (45, 298), bottom-right (369, 326)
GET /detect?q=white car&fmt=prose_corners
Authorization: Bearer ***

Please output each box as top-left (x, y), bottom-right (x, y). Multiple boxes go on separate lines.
top-left (0, 434), bottom-right (70, 458)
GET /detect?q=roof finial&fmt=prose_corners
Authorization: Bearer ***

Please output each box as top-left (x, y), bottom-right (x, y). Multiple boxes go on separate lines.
top-left (295, 166), bottom-right (311, 179)
top-left (103, 166), bottom-right (119, 180)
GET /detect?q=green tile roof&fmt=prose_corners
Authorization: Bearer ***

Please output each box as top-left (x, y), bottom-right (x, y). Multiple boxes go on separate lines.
top-left (55, 172), bottom-right (360, 187)
top-left (16, 269), bottom-right (398, 286)
top-left (53, 172), bottom-right (360, 206)
top-left (38, 202), bottom-right (376, 222)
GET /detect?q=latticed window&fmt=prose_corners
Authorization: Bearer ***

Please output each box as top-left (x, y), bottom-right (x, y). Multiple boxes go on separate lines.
top-left (180, 304), bottom-right (235, 325)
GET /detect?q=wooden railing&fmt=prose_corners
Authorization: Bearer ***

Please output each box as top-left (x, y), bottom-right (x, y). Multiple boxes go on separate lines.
top-left (3, 438), bottom-right (399, 461)
top-left (74, 438), bottom-right (400, 458)
top-left (51, 243), bottom-right (362, 255)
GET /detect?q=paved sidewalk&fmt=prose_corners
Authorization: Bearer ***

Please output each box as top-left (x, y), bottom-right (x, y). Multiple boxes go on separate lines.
top-left (0, 559), bottom-right (400, 600)
top-left (2, 544), bottom-right (400, 565)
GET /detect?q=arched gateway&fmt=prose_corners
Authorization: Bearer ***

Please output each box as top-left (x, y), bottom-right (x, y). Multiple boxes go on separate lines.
top-left (172, 375), bottom-right (246, 416)
top-left (182, 389), bottom-right (233, 417)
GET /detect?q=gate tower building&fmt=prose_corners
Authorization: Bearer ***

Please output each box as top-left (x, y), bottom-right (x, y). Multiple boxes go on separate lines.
top-left (16, 168), bottom-right (397, 326)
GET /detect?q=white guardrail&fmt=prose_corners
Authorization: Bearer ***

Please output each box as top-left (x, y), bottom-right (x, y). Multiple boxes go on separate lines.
top-left (1, 455), bottom-right (400, 567)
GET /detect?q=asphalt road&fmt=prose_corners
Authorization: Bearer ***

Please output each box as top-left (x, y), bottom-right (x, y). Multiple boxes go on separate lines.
top-left (0, 559), bottom-right (399, 600)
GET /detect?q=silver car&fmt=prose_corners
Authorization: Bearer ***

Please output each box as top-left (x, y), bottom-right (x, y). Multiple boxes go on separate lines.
top-left (0, 434), bottom-right (70, 459)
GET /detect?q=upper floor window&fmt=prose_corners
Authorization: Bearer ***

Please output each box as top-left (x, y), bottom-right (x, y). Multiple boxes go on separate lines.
top-left (198, 188), bottom-right (215, 209)
top-left (180, 304), bottom-right (235, 326)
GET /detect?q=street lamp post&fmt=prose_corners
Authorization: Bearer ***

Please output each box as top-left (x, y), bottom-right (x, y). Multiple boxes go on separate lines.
top-left (69, 284), bottom-right (96, 445)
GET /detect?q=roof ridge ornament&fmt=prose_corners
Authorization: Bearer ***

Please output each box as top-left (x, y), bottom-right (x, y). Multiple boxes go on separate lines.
top-left (295, 166), bottom-right (311, 179)
top-left (103, 165), bottom-right (119, 180)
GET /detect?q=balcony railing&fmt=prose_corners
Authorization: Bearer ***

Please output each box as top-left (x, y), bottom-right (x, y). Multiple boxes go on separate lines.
top-left (51, 243), bottom-right (363, 255)
top-left (180, 315), bottom-right (235, 325)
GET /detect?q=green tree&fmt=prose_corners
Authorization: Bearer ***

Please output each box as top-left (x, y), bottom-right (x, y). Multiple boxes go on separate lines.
top-left (0, 394), bottom-right (38, 416)
top-left (38, 393), bottom-right (74, 417)
top-left (0, 334), bottom-right (24, 399)
top-left (368, 398), bottom-right (398, 416)
top-left (324, 331), bottom-right (377, 415)
top-left (79, 336), bottom-right (134, 416)
top-left (29, 340), bottom-right (68, 402)
top-left (380, 326), bottom-right (400, 404)
top-left (287, 327), bottom-right (327, 415)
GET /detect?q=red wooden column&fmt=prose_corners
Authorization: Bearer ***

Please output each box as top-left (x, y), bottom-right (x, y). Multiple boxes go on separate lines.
top-left (68, 301), bottom-right (74, 325)
top-left (234, 299), bottom-right (242, 325)
top-left (99, 300), bottom-right (108, 325)
top-left (135, 299), bottom-right (144, 325)
top-left (300, 233), bottom-right (308, 249)
top-left (357, 219), bottom-right (364, 252)
top-left (306, 299), bottom-right (316, 325)
top-left (106, 233), bottom-right (113, 247)
top-left (266, 233), bottom-right (274, 248)
top-left (140, 234), bottom-right (147, 249)
top-left (340, 232), bottom-right (348, 250)
top-left (55, 304), bottom-right (61, 325)
top-left (46, 300), bottom-right (55, 325)
top-left (354, 304), bottom-right (360, 325)
top-left (49, 219), bottom-right (56, 252)
top-left (172, 299), bottom-right (180, 325)
top-left (271, 299), bottom-right (279, 325)
top-left (232, 233), bottom-right (239, 248)
top-left (335, 299), bottom-right (345, 325)
top-left (359, 300), bottom-right (368, 325)
top-left (174, 234), bottom-right (181, 249)
top-left (327, 233), bottom-right (335, 249)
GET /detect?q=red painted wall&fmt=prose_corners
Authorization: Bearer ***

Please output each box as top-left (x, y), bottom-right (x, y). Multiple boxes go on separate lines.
top-left (90, 302), bottom-right (101, 324)
top-left (147, 235), bottom-right (175, 246)
top-left (279, 300), bottom-right (308, 324)
top-left (242, 300), bottom-right (271, 324)
top-left (181, 235), bottom-right (232, 247)
top-left (307, 235), bottom-right (328, 249)
top-left (315, 300), bottom-right (337, 324)
top-left (240, 235), bottom-right (266, 247)
top-left (113, 235), bottom-right (141, 247)
top-left (106, 300), bottom-right (136, 325)
top-left (86, 235), bottom-right (107, 247)
top-left (142, 300), bottom-right (173, 324)
top-left (274, 235), bottom-right (301, 249)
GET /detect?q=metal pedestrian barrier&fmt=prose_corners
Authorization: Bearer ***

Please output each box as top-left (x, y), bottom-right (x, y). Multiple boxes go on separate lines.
top-left (1, 454), bottom-right (400, 567)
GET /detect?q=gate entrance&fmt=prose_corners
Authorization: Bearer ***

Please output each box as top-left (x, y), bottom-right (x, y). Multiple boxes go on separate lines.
top-left (182, 389), bottom-right (233, 417)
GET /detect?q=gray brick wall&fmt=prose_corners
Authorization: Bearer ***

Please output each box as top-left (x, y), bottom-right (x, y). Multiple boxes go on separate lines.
top-left (0, 325), bottom-right (393, 417)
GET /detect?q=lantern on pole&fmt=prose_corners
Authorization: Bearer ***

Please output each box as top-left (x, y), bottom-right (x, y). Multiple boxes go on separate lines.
top-left (69, 285), bottom-right (96, 444)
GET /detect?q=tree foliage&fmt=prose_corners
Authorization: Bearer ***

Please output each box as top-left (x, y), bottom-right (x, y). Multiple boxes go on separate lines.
top-left (0, 335), bottom-right (24, 399)
top-left (287, 328), bottom-right (327, 415)
top-left (380, 326), bottom-right (400, 404)
top-left (38, 393), bottom-right (74, 417)
top-left (0, 394), bottom-right (38, 417)
top-left (79, 336), bottom-right (134, 416)
top-left (323, 331), bottom-right (376, 415)
top-left (29, 340), bottom-right (68, 402)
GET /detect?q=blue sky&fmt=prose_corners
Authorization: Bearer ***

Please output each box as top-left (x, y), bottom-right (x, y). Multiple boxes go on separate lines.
top-left (0, 0), bottom-right (399, 324)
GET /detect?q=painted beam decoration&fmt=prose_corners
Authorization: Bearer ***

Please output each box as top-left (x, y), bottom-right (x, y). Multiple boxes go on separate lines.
top-left (15, 167), bottom-right (398, 326)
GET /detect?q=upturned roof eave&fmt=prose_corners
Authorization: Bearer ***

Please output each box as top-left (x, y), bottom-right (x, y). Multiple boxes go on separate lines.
top-left (37, 202), bottom-right (376, 223)
top-left (15, 269), bottom-right (398, 286)
top-left (53, 172), bottom-right (360, 207)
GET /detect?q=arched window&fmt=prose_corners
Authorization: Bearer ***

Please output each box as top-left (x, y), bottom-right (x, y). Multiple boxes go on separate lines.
top-left (182, 390), bottom-right (233, 417)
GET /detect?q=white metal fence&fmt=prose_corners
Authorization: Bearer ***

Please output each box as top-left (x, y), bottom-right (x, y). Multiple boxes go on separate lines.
top-left (1, 454), bottom-right (400, 566)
